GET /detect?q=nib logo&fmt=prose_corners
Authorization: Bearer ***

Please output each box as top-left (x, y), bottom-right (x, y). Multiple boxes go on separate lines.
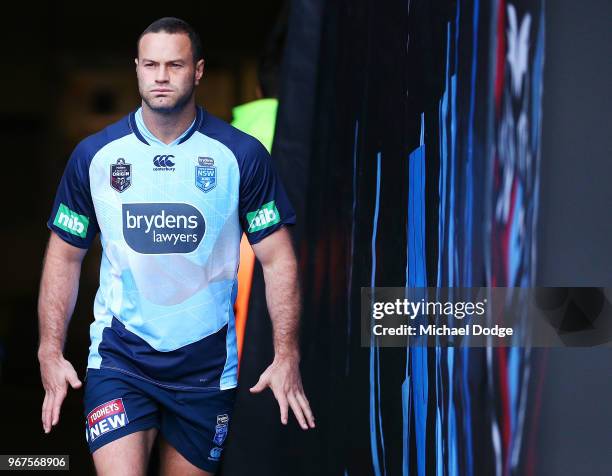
top-left (246, 201), bottom-right (280, 233)
top-left (53, 203), bottom-right (89, 238)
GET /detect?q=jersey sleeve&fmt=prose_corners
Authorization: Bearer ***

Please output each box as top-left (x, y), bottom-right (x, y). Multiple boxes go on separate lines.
top-left (238, 139), bottom-right (296, 244)
top-left (47, 143), bottom-right (100, 248)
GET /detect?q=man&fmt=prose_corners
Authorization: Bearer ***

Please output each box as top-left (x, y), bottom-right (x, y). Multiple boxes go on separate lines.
top-left (37, 17), bottom-right (314, 476)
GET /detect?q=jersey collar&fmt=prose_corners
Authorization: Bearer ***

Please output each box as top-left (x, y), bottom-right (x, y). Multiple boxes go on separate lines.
top-left (129, 106), bottom-right (204, 146)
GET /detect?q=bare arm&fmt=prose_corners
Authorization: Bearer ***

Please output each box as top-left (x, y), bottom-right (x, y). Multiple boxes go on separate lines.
top-left (254, 227), bottom-right (300, 359)
top-left (248, 227), bottom-right (315, 429)
top-left (38, 231), bottom-right (87, 433)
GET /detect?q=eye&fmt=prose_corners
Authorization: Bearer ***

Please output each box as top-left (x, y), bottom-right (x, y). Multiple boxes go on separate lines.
top-left (171, 63), bottom-right (183, 68)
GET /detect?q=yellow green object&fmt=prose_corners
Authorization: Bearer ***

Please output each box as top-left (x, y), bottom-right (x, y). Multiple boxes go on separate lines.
top-left (231, 98), bottom-right (278, 153)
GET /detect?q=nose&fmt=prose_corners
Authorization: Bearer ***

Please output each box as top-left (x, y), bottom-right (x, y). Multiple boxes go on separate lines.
top-left (155, 65), bottom-right (169, 83)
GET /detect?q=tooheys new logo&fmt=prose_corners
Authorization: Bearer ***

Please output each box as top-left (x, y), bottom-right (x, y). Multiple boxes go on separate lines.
top-left (122, 203), bottom-right (205, 254)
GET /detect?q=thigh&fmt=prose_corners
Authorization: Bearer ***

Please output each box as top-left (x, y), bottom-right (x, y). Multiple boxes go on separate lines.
top-left (93, 428), bottom-right (158, 476)
top-left (84, 369), bottom-right (161, 469)
top-left (159, 388), bottom-right (236, 475)
top-left (159, 436), bottom-right (213, 476)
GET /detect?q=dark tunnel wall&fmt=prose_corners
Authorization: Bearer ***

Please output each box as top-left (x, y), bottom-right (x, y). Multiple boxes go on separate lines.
top-left (226, 0), bottom-right (551, 475)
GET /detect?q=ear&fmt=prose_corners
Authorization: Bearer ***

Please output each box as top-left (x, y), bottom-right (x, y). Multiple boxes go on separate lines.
top-left (134, 58), bottom-right (139, 69)
top-left (194, 58), bottom-right (205, 85)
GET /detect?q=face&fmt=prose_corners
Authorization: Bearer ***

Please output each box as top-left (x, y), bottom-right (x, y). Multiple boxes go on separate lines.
top-left (135, 32), bottom-right (204, 114)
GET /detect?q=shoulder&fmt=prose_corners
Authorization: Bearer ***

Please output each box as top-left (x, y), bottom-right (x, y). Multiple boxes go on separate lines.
top-left (71, 113), bottom-right (133, 163)
top-left (197, 109), bottom-right (269, 162)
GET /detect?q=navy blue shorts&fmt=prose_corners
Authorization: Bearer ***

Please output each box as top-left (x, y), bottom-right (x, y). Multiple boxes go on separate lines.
top-left (83, 368), bottom-right (236, 473)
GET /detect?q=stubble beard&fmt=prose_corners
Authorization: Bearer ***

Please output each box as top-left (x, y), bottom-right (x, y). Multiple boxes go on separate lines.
top-left (142, 84), bottom-right (195, 115)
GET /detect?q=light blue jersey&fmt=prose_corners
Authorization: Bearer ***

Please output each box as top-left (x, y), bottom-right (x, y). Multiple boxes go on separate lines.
top-left (48, 106), bottom-right (295, 391)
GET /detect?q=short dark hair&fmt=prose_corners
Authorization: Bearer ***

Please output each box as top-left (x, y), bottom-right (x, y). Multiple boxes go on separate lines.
top-left (137, 17), bottom-right (204, 62)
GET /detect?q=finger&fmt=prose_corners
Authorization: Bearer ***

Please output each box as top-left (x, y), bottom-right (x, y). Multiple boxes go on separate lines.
top-left (42, 393), bottom-right (49, 432)
top-left (272, 388), bottom-right (289, 425)
top-left (249, 375), bottom-right (268, 394)
top-left (44, 392), bottom-right (54, 433)
top-left (295, 391), bottom-right (316, 428)
top-left (67, 369), bottom-right (82, 389)
top-left (43, 392), bottom-right (54, 433)
top-left (51, 390), bottom-right (66, 427)
top-left (287, 393), bottom-right (308, 430)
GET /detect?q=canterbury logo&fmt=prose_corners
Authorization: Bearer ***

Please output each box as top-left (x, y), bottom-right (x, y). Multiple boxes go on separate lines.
top-left (153, 155), bottom-right (176, 168)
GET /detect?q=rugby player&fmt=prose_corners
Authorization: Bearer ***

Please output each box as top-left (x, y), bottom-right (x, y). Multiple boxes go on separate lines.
top-left (37, 17), bottom-right (314, 476)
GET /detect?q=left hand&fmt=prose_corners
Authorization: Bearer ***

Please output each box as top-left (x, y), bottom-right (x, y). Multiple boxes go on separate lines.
top-left (249, 357), bottom-right (315, 430)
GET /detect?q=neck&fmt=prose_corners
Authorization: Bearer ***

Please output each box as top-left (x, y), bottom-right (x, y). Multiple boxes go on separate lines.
top-left (141, 101), bottom-right (197, 145)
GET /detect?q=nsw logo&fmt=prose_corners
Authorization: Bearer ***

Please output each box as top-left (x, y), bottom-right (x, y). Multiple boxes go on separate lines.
top-left (246, 201), bottom-right (281, 233)
top-left (110, 158), bottom-right (132, 192)
top-left (213, 414), bottom-right (229, 446)
top-left (195, 157), bottom-right (216, 193)
top-left (122, 203), bottom-right (205, 254)
top-left (86, 398), bottom-right (129, 443)
top-left (153, 154), bottom-right (176, 171)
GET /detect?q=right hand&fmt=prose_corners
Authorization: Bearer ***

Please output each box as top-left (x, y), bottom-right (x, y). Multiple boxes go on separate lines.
top-left (38, 351), bottom-right (82, 433)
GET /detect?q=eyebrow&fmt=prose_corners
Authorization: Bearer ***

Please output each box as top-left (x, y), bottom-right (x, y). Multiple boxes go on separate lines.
top-left (141, 58), bottom-right (186, 63)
